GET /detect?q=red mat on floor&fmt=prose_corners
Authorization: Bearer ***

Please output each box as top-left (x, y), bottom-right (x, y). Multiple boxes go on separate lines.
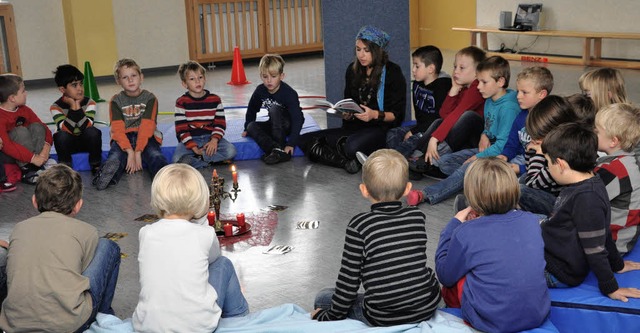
top-left (218, 210), bottom-right (277, 250)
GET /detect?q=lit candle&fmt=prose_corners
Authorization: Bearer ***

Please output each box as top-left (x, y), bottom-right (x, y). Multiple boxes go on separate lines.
top-left (207, 210), bottom-right (216, 226)
top-left (231, 165), bottom-right (238, 185)
top-left (236, 212), bottom-right (245, 228)
top-left (212, 169), bottom-right (218, 178)
top-left (224, 223), bottom-right (233, 237)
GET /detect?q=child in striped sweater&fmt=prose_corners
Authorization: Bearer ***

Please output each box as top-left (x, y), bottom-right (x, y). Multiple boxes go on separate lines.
top-left (172, 61), bottom-right (237, 168)
top-left (50, 65), bottom-right (102, 174)
top-left (312, 149), bottom-right (441, 326)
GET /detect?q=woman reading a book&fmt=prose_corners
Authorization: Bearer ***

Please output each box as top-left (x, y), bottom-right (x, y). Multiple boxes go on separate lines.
top-left (300, 25), bottom-right (406, 173)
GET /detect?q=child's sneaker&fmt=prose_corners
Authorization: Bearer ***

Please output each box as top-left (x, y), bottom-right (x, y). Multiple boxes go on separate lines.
top-left (21, 170), bottom-right (39, 185)
top-left (355, 151), bottom-right (368, 166)
top-left (1, 181), bottom-right (16, 192)
top-left (263, 148), bottom-right (291, 165)
top-left (406, 189), bottom-right (425, 206)
top-left (43, 158), bottom-right (58, 170)
top-left (93, 159), bottom-right (119, 190)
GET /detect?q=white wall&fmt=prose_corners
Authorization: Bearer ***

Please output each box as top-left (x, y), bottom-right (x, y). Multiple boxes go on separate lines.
top-left (111, 0), bottom-right (189, 69)
top-left (11, 0), bottom-right (189, 81)
top-left (11, 0), bottom-right (68, 80)
top-left (477, 1), bottom-right (640, 60)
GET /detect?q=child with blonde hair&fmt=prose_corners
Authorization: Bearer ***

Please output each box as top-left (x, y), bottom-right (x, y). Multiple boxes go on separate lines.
top-left (594, 103), bottom-right (640, 254)
top-left (435, 157), bottom-right (549, 332)
top-left (133, 164), bottom-right (248, 332)
top-left (578, 67), bottom-right (628, 112)
top-left (242, 54), bottom-right (303, 165)
top-left (312, 149), bottom-right (441, 326)
top-left (93, 58), bottom-right (168, 190)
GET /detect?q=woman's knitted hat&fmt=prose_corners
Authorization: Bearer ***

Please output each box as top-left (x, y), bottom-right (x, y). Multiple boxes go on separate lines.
top-left (356, 25), bottom-right (390, 49)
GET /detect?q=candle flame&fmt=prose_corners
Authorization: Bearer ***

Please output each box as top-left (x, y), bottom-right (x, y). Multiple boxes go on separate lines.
top-left (231, 165), bottom-right (236, 172)
top-left (212, 169), bottom-right (218, 178)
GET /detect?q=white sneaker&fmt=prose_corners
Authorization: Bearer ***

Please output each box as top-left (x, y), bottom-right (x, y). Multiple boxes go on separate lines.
top-left (44, 158), bottom-right (58, 170)
top-left (355, 151), bottom-right (368, 166)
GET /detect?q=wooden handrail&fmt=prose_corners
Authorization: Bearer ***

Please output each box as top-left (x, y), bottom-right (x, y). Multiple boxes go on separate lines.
top-left (185, 0), bottom-right (323, 64)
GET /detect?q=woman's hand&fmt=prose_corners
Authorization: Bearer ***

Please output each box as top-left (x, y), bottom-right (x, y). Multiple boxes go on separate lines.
top-left (354, 105), bottom-right (376, 122)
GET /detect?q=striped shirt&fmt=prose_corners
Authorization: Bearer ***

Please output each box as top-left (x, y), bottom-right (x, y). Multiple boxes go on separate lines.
top-left (314, 201), bottom-right (441, 326)
top-left (595, 148), bottom-right (640, 254)
top-left (174, 90), bottom-right (226, 150)
top-left (525, 150), bottom-right (562, 194)
top-left (50, 96), bottom-right (96, 135)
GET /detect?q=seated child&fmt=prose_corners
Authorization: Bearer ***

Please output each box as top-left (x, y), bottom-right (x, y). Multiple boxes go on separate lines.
top-left (566, 93), bottom-right (596, 126)
top-left (133, 164), bottom-right (249, 332)
top-left (172, 61), bottom-right (237, 168)
top-left (579, 67), bottom-right (629, 112)
top-left (518, 95), bottom-right (578, 215)
top-left (541, 122), bottom-right (640, 301)
top-left (386, 45), bottom-right (451, 158)
top-left (497, 66), bottom-right (553, 176)
top-left (0, 74), bottom-right (54, 185)
top-left (242, 54), bottom-right (304, 165)
top-left (93, 58), bottom-right (168, 190)
top-left (594, 103), bottom-right (640, 255)
top-left (435, 158), bottom-right (550, 332)
top-left (312, 149), bottom-right (441, 326)
top-left (50, 64), bottom-right (103, 174)
top-left (409, 46), bottom-right (486, 176)
top-left (0, 137), bottom-right (17, 192)
top-left (0, 164), bottom-right (121, 332)
top-left (407, 56), bottom-right (520, 205)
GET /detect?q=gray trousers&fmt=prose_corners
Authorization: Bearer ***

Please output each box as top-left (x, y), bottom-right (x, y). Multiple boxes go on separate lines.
top-left (1, 123), bottom-right (47, 167)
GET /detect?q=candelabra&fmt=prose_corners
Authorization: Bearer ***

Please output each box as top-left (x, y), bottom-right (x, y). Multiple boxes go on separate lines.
top-left (209, 168), bottom-right (240, 232)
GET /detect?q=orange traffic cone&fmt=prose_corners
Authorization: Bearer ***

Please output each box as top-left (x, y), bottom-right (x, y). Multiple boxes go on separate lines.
top-left (227, 46), bottom-right (250, 85)
top-left (83, 61), bottom-right (105, 102)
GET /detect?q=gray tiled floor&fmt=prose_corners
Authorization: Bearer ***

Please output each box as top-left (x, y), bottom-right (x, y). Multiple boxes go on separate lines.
top-left (2, 51), bottom-right (640, 320)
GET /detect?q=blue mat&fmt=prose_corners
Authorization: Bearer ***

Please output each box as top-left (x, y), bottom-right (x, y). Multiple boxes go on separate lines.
top-left (50, 114), bottom-right (321, 171)
top-left (439, 308), bottom-right (559, 332)
top-left (547, 245), bottom-right (640, 333)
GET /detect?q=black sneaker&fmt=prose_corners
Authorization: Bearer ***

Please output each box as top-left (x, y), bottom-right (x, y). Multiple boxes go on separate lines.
top-left (90, 164), bottom-right (101, 176)
top-left (93, 160), bottom-right (119, 190)
top-left (408, 169), bottom-right (424, 181)
top-left (423, 165), bottom-right (448, 180)
top-left (263, 148), bottom-right (291, 165)
top-left (21, 170), bottom-right (39, 185)
top-left (408, 159), bottom-right (430, 173)
top-left (344, 159), bottom-right (361, 174)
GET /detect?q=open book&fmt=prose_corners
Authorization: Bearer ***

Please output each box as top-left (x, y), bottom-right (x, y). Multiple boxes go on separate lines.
top-left (316, 98), bottom-right (364, 114)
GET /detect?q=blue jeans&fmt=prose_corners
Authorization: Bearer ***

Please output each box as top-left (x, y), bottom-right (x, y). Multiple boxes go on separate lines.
top-left (172, 135), bottom-right (237, 168)
top-left (76, 238), bottom-right (121, 332)
top-left (313, 287), bottom-right (371, 325)
top-left (104, 132), bottom-right (168, 183)
top-left (518, 185), bottom-right (557, 216)
top-left (545, 270), bottom-right (570, 288)
top-left (386, 126), bottom-right (429, 158)
top-left (424, 149), bottom-right (477, 204)
top-left (208, 256), bottom-right (249, 317)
